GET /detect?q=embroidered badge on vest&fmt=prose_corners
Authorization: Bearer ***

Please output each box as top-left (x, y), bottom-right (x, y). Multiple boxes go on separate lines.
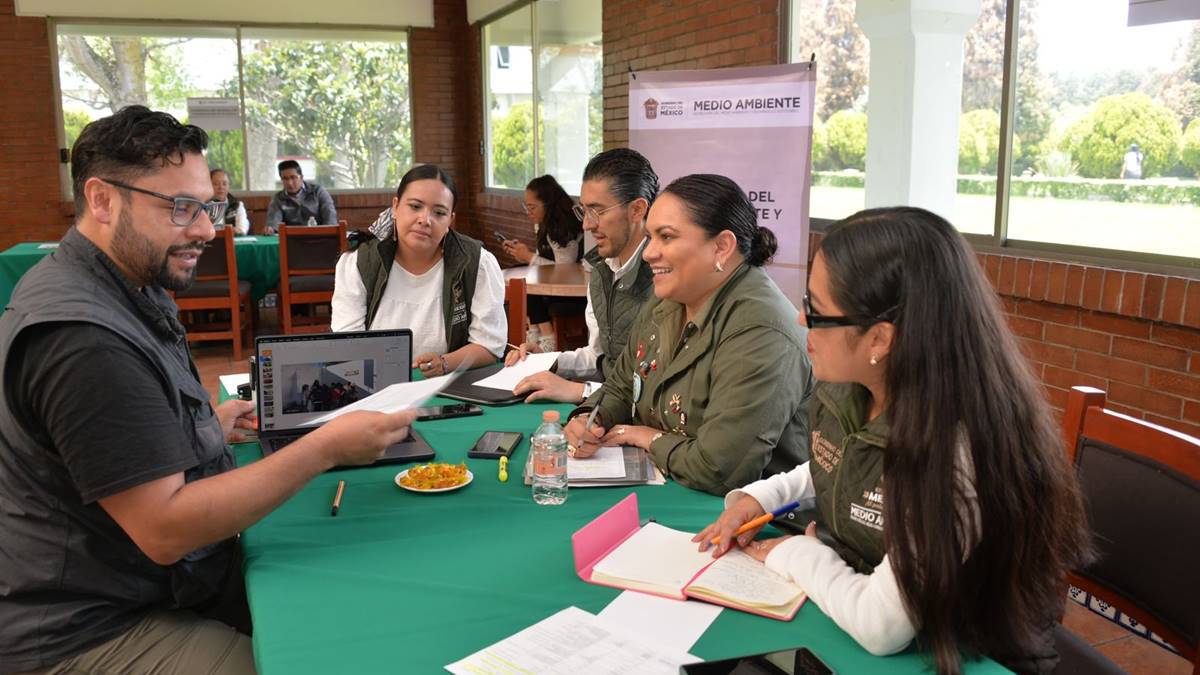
top-left (450, 281), bottom-right (468, 326)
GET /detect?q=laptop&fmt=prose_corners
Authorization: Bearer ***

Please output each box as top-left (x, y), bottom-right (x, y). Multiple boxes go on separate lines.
top-left (440, 362), bottom-right (523, 406)
top-left (254, 329), bottom-right (435, 466)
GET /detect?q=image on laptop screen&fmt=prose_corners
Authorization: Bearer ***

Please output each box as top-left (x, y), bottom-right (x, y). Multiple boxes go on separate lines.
top-left (256, 331), bottom-right (412, 432)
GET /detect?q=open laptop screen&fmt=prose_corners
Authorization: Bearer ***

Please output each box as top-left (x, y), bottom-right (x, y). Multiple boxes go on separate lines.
top-left (256, 330), bottom-right (412, 432)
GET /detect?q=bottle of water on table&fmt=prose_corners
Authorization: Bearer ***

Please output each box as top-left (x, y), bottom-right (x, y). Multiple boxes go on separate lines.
top-left (531, 410), bottom-right (568, 505)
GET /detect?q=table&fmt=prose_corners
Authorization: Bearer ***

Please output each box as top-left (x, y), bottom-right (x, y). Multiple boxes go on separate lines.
top-left (505, 263), bottom-right (590, 297)
top-left (228, 389), bottom-right (1007, 674)
top-left (0, 236), bottom-right (281, 307)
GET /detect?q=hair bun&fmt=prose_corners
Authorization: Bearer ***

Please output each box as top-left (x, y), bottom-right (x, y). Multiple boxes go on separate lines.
top-left (748, 225), bottom-right (777, 266)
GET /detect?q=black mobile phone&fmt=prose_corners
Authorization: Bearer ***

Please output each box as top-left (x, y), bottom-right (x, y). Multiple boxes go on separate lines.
top-left (679, 647), bottom-right (833, 675)
top-left (414, 403), bottom-right (483, 422)
top-left (467, 431), bottom-right (523, 459)
top-left (493, 232), bottom-right (508, 243)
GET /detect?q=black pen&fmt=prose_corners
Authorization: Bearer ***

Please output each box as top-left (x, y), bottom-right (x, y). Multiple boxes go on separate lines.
top-left (583, 391), bottom-right (605, 435)
top-left (331, 480), bottom-right (345, 517)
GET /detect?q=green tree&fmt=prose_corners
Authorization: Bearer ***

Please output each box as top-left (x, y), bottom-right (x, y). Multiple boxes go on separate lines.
top-left (811, 117), bottom-right (831, 171)
top-left (791, 0), bottom-right (869, 119)
top-left (240, 39), bottom-right (412, 189)
top-left (825, 110), bottom-right (868, 171)
top-left (1182, 118), bottom-right (1200, 177)
top-left (58, 35), bottom-right (191, 112)
top-left (1065, 93), bottom-right (1182, 178)
top-left (491, 101), bottom-right (541, 188)
top-left (205, 130), bottom-right (246, 190)
top-left (63, 109), bottom-right (91, 150)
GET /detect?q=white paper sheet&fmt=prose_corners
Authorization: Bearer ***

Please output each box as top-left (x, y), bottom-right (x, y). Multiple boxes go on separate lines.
top-left (568, 446), bottom-right (627, 479)
top-left (302, 371), bottom-right (458, 426)
top-left (474, 351), bottom-right (562, 391)
top-left (219, 373), bottom-right (251, 397)
top-left (445, 606), bottom-right (698, 675)
top-left (37, 243), bottom-right (59, 249)
top-left (596, 591), bottom-right (722, 654)
top-left (591, 523), bottom-right (714, 591)
top-left (233, 235), bottom-right (257, 242)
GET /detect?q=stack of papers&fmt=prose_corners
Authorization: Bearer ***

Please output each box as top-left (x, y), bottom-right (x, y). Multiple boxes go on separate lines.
top-left (445, 606), bottom-right (700, 674)
top-left (303, 371), bottom-right (460, 425)
top-left (526, 445), bottom-right (665, 487)
top-left (219, 373), bottom-right (251, 398)
top-left (474, 351), bottom-right (561, 390)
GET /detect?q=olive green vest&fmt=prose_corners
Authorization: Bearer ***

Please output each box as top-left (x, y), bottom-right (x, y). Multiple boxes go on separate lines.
top-left (584, 242), bottom-right (654, 381)
top-left (351, 229), bottom-right (481, 352)
top-left (808, 382), bottom-right (890, 574)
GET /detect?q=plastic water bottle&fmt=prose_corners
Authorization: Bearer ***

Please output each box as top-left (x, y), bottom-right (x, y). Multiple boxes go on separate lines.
top-left (531, 410), bottom-right (568, 505)
top-left (306, 215), bottom-right (318, 227)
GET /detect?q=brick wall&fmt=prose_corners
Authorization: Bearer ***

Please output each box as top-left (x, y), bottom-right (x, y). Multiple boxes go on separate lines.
top-left (0, 0), bottom-right (67, 252)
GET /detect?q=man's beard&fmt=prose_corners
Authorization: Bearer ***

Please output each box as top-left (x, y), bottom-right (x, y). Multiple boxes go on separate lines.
top-left (111, 208), bottom-right (202, 291)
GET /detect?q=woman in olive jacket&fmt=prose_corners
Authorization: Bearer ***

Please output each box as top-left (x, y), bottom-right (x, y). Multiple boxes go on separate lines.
top-left (564, 174), bottom-right (815, 496)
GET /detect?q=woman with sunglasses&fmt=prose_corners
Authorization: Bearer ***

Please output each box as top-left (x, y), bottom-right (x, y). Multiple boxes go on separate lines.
top-left (695, 207), bottom-right (1092, 674)
top-left (331, 165), bottom-right (506, 377)
top-left (500, 175), bottom-right (585, 351)
top-left (564, 174), bottom-right (815, 495)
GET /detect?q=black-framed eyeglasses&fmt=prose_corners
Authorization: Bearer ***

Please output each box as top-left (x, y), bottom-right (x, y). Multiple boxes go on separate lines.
top-left (104, 180), bottom-right (227, 227)
top-left (803, 292), bottom-right (898, 329)
top-left (572, 200), bottom-right (630, 224)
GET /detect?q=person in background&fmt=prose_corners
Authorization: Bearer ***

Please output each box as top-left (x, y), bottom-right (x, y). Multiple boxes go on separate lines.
top-left (696, 207), bottom-right (1093, 674)
top-left (262, 159), bottom-right (338, 234)
top-left (209, 168), bottom-right (249, 235)
top-left (564, 173), bottom-right (814, 495)
top-left (0, 105), bottom-right (414, 675)
top-left (1120, 142), bottom-right (1143, 180)
top-left (505, 148), bottom-right (658, 404)
top-left (331, 164), bottom-right (506, 378)
top-left (500, 174), bottom-right (585, 351)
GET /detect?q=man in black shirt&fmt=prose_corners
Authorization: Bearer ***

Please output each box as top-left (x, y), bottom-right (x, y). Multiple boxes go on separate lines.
top-left (0, 106), bottom-right (414, 675)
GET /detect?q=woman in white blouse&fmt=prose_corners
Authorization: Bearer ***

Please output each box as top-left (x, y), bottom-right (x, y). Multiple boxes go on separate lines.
top-left (331, 165), bottom-right (506, 377)
top-left (500, 174), bottom-right (584, 350)
top-left (695, 207), bottom-right (1092, 675)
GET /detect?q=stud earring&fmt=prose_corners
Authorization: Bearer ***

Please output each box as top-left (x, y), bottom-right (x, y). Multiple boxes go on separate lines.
top-left (869, 355), bottom-right (878, 365)
top-left (715, 260), bottom-right (724, 273)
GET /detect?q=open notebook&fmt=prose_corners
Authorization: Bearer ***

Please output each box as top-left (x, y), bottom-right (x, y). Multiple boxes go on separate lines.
top-left (572, 494), bottom-right (806, 621)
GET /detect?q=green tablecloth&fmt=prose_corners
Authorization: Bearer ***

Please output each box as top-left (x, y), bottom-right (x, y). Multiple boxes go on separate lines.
top-left (229, 391), bottom-right (1008, 675)
top-left (0, 236), bottom-right (280, 307)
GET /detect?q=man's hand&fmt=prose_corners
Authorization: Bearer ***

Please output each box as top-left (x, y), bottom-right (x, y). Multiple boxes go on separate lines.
top-left (215, 399), bottom-right (257, 442)
top-left (414, 352), bottom-right (448, 377)
top-left (513, 371), bottom-right (584, 403)
top-left (504, 341), bottom-right (539, 366)
top-left (563, 413), bottom-right (606, 458)
top-left (305, 409), bottom-right (417, 467)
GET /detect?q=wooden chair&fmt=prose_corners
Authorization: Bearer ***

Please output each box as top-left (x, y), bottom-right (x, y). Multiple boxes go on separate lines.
top-left (278, 221), bottom-right (347, 334)
top-left (504, 277), bottom-right (527, 348)
top-left (175, 227), bottom-right (253, 361)
top-left (1056, 386), bottom-right (1200, 674)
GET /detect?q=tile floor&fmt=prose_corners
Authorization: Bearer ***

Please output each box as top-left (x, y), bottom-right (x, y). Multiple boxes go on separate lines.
top-left (190, 317), bottom-right (1194, 675)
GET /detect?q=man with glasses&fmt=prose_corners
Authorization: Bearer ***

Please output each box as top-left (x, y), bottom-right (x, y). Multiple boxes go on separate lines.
top-left (507, 148), bottom-right (659, 403)
top-left (262, 159), bottom-right (338, 234)
top-left (0, 106), bottom-right (413, 675)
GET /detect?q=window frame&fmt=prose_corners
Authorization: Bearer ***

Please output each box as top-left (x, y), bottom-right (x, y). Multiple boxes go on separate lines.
top-left (50, 17), bottom-right (415, 198)
top-left (789, 0), bottom-right (1200, 277)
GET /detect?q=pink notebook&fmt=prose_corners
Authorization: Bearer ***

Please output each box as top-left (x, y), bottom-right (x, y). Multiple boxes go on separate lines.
top-left (571, 494), bottom-right (806, 621)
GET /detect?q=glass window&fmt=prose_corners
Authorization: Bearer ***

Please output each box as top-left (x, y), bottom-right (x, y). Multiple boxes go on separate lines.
top-left (1007, 2), bottom-right (1199, 257)
top-left (953, 0), bottom-right (1008, 235)
top-left (240, 28), bottom-right (411, 191)
top-left (484, 6), bottom-right (535, 190)
top-left (536, 0), bottom-right (603, 195)
top-left (789, 0), bottom-right (870, 221)
top-left (57, 25), bottom-right (243, 189)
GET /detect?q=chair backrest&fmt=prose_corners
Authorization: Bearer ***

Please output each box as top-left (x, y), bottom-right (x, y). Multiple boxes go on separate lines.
top-left (280, 222), bottom-right (346, 276)
top-left (195, 227), bottom-right (234, 280)
top-left (505, 277), bottom-right (527, 348)
top-left (1062, 386), bottom-right (1200, 669)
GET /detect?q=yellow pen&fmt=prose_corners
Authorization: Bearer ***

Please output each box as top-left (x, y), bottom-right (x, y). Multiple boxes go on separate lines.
top-left (498, 456), bottom-right (509, 482)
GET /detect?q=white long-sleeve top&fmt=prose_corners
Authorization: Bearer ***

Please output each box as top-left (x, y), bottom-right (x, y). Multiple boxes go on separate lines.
top-left (330, 248), bottom-right (507, 359)
top-left (727, 464), bottom-right (917, 657)
top-left (554, 238), bottom-right (648, 379)
top-left (529, 233), bottom-right (582, 266)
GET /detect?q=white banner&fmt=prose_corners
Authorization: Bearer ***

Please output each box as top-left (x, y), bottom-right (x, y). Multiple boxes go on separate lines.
top-left (630, 63), bottom-right (816, 309)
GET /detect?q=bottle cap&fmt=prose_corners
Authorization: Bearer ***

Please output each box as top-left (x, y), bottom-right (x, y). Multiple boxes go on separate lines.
top-left (542, 410), bottom-right (561, 423)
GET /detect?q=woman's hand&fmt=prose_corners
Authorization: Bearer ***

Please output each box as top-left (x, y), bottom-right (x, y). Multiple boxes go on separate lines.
top-left (513, 372), bottom-right (584, 403)
top-left (501, 240), bottom-right (534, 264)
top-left (745, 522), bottom-right (815, 562)
top-left (415, 352), bottom-right (448, 377)
top-left (693, 494), bottom-right (768, 556)
top-left (503, 341), bottom-right (539, 366)
top-left (600, 424), bottom-right (661, 451)
top-left (564, 413), bottom-right (606, 458)
top-left (215, 399), bottom-right (257, 443)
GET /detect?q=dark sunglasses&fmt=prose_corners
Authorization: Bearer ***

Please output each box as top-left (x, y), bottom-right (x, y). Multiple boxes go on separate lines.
top-left (104, 180), bottom-right (228, 227)
top-left (803, 292), bottom-right (898, 329)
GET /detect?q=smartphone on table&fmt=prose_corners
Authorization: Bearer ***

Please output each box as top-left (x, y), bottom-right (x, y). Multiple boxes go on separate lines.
top-left (467, 431), bottom-right (523, 459)
top-left (679, 647), bottom-right (834, 675)
top-left (414, 402), bottom-right (483, 422)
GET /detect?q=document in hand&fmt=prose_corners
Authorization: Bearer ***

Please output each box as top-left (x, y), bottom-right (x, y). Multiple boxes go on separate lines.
top-left (572, 494), bottom-right (806, 621)
top-left (473, 351), bottom-right (561, 390)
top-left (302, 371), bottom-right (460, 426)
